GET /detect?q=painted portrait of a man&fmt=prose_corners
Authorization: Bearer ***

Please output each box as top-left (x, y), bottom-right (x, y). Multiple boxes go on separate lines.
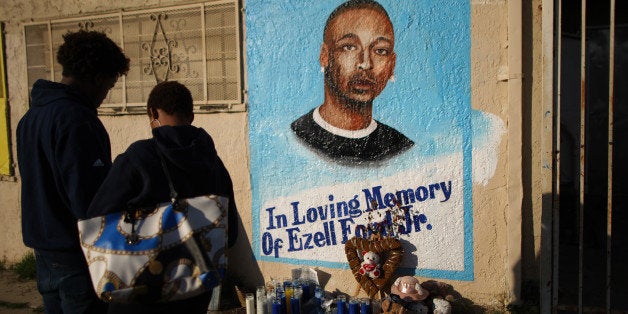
top-left (246, 0), bottom-right (503, 280)
top-left (291, 0), bottom-right (413, 164)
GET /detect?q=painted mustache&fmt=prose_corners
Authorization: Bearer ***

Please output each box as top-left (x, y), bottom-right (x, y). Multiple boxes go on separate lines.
top-left (349, 74), bottom-right (377, 87)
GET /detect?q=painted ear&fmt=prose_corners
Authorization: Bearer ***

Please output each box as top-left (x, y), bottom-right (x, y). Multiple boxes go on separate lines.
top-left (320, 43), bottom-right (329, 68)
top-left (362, 250), bottom-right (368, 256)
top-left (415, 283), bottom-right (421, 292)
top-left (394, 277), bottom-right (401, 287)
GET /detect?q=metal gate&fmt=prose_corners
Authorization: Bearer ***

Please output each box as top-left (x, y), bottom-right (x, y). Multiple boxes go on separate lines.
top-left (552, 0), bottom-right (627, 313)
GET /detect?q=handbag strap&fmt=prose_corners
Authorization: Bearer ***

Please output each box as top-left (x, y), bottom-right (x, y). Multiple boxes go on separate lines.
top-left (124, 140), bottom-right (184, 245)
top-left (153, 140), bottom-right (179, 204)
top-left (152, 140), bottom-right (221, 275)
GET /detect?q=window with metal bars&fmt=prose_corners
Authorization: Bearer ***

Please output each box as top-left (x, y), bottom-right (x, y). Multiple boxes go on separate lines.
top-left (23, 0), bottom-right (245, 115)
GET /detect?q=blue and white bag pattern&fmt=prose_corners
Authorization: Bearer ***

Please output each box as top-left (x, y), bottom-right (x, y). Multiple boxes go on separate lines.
top-left (78, 195), bottom-right (228, 303)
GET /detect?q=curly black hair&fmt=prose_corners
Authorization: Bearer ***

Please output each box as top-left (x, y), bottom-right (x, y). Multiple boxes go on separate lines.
top-left (147, 81), bottom-right (194, 119)
top-left (56, 30), bottom-right (130, 82)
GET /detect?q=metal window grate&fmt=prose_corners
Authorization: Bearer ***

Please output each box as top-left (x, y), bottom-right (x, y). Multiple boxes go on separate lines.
top-left (23, 0), bottom-right (244, 115)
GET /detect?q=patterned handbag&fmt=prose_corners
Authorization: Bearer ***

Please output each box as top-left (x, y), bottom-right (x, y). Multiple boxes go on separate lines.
top-left (78, 143), bottom-right (228, 303)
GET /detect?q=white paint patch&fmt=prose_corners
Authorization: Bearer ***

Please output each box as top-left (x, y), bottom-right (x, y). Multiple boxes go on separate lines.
top-left (472, 112), bottom-right (505, 186)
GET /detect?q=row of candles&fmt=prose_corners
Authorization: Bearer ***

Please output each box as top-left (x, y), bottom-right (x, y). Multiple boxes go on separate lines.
top-left (245, 279), bottom-right (381, 314)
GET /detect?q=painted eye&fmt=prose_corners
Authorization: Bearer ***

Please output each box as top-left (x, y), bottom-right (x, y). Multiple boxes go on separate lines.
top-left (375, 48), bottom-right (389, 56)
top-left (342, 44), bottom-right (357, 51)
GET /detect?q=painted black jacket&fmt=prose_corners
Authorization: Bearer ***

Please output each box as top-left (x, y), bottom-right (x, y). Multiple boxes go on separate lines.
top-left (291, 108), bottom-right (414, 164)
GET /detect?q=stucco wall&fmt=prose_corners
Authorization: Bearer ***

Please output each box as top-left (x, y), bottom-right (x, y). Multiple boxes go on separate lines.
top-left (468, 0), bottom-right (512, 306)
top-left (0, 0), bottom-right (521, 308)
top-left (522, 0), bottom-right (548, 289)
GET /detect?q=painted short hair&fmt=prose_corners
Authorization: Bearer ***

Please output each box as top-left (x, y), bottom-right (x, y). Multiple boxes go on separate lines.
top-left (323, 0), bottom-right (393, 41)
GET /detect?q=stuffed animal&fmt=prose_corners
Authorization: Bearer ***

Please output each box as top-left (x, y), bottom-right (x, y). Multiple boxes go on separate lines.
top-left (383, 276), bottom-right (430, 314)
top-left (432, 298), bottom-right (452, 314)
top-left (359, 250), bottom-right (381, 278)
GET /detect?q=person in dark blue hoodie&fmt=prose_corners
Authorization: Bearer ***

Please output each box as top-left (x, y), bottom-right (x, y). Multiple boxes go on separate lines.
top-left (87, 81), bottom-right (239, 314)
top-left (16, 30), bottom-right (129, 314)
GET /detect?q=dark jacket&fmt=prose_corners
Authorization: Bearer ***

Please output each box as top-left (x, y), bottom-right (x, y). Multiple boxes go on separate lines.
top-left (87, 125), bottom-right (238, 314)
top-left (87, 125), bottom-right (238, 247)
top-left (17, 79), bottom-right (112, 255)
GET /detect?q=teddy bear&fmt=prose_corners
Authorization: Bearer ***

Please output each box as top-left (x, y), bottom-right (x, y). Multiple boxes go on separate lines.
top-left (359, 250), bottom-right (381, 279)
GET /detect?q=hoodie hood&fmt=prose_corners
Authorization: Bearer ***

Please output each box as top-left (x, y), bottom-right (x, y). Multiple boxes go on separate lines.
top-left (86, 120), bottom-right (237, 247)
top-left (30, 79), bottom-right (97, 112)
top-left (152, 125), bottom-right (219, 174)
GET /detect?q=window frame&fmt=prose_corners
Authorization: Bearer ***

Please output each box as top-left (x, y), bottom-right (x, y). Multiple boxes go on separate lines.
top-left (22, 0), bottom-right (246, 115)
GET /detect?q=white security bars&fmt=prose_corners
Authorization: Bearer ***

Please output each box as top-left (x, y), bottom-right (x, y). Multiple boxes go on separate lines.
top-left (24, 1), bottom-right (244, 114)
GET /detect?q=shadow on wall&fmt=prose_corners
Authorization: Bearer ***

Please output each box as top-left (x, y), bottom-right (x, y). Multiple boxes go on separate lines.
top-left (222, 211), bottom-right (265, 308)
top-left (549, 190), bottom-right (628, 312)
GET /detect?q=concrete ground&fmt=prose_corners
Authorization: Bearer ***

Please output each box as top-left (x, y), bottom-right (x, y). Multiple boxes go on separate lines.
top-left (0, 270), bottom-right (42, 313)
top-left (0, 270), bottom-right (247, 313)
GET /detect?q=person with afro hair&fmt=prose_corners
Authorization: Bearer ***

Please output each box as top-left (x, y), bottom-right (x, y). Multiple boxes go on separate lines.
top-left (17, 30), bottom-right (129, 313)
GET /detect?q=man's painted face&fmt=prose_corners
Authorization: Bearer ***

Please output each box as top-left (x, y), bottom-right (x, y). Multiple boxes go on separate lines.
top-left (322, 7), bottom-right (396, 104)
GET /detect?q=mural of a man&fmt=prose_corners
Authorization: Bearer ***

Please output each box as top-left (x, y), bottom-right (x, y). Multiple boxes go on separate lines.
top-left (247, 0), bottom-right (501, 280)
top-left (291, 0), bottom-right (413, 164)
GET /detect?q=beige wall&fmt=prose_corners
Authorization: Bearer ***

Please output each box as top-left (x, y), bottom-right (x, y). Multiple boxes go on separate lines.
top-left (468, 1), bottom-right (511, 306)
top-left (0, 0), bottom-right (548, 308)
top-left (522, 0), bottom-right (542, 288)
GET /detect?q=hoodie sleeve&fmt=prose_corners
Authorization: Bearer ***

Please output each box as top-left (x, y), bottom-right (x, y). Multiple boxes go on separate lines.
top-left (55, 121), bottom-right (112, 219)
top-left (87, 152), bottom-right (142, 218)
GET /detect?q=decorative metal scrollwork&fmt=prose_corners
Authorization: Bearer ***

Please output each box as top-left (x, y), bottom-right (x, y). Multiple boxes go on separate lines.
top-left (78, 21), bottom-right (94, 31)
top-left (142, 13), bottom-right (180, 83)
top-left (77, 20), bottom-right (112, 36)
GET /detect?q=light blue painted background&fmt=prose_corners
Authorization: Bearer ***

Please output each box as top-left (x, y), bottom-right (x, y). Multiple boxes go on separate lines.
top-left (246, 0), bottom-right (476, 280)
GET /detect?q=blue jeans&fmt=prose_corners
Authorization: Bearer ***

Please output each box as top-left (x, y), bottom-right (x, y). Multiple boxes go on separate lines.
top-left (35, 250), bottom-right (107, 314)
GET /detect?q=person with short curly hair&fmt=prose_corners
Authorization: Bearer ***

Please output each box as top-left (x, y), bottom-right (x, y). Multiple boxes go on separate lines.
top-left (146, 80), bottom-right (194, 124)
top-left (88, 81), bottom-right (238, 313)
top-left (17, 30), bottom-right (130, 313)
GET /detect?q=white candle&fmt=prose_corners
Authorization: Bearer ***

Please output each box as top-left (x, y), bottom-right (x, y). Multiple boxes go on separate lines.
top-left (246, 293), bottom-right (255, 314)
top-left (256, 286), bottom-right (268, 314)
